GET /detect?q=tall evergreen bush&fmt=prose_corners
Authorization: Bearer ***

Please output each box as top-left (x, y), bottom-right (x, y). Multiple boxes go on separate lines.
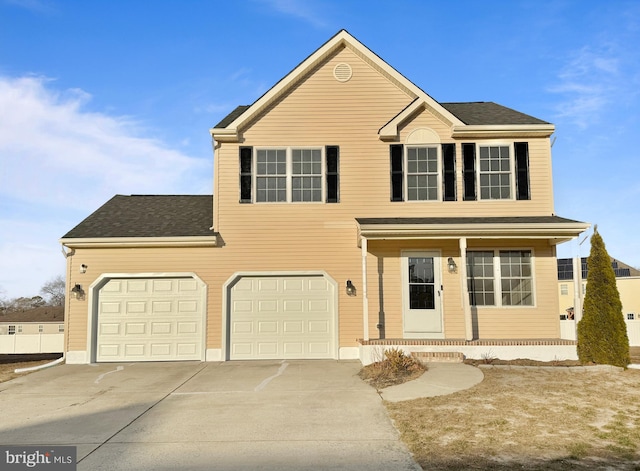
top-left (576, 229), bottom-right (630, 367)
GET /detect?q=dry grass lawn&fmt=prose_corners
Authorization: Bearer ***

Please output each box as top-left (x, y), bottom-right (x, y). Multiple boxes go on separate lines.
top-left (387, 366), bottom-right (640, 470)
top-left (0, 354), bottom-right (61, 384)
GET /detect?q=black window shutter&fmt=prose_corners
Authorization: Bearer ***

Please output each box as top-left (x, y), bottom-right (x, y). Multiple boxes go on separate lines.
top-left (390, 144), bottom-right (404, 202)
top-left (239, 146), bottom-right (253, 203)
top-left (462, 143), bottom-right (476, 201)
top-left (514, 142), bottom-right (530, 200)
top-left (326, 145), bottom-right (339, 203)
top-left (442, 143), bottom-right (456, 201)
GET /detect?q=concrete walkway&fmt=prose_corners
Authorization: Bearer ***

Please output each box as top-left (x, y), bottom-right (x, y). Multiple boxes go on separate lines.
top-left (0, 360), bottom-right (422, 471)
top-left (380, 362), bottom-right (484, 402)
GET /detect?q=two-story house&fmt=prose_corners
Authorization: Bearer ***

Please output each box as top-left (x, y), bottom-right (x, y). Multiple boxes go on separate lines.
top-left (60, 30), bottom-right (588, 364)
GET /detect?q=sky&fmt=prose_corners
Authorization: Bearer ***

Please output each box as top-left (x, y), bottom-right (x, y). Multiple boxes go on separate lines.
top-left (1, 0), bottom-right (639, 299)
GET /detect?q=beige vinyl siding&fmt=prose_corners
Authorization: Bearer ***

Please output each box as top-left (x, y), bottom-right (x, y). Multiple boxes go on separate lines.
top-left (65, 247), bottom-right (217, 352)
top-left (367, 240), bottom-right (465, 339)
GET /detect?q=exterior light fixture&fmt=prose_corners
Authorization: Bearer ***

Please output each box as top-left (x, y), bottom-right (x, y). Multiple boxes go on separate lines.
top-left (71, 284), bottom-right (84, 299)
top-left (447, 257), bottom-right (457, 273)
top-left (346, 280), bottom-right (356, 296)
top-left (80, 264), bottom-right (88, 274)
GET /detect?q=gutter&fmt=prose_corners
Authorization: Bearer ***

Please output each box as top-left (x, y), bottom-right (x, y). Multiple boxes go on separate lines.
top-left (59, 235), bottom-right (218, 249)
top-left (14, 354), bottom-right (65, 374)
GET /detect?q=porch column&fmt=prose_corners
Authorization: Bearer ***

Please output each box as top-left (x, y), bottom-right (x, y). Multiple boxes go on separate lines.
top-left (362, 237), bottom-right (369, 341)
top-left (459, 237), bottom-right (473, 340)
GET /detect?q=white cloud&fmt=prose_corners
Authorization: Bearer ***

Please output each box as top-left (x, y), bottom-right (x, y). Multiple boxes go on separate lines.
top-left (549, 46), bottom-right (622, 128)
top-left (256, 0), bottom-right (328, 28)
top-left (0, 75), bottom-right (212, 299)
top-left (0, 75), bottom-right (211, 211)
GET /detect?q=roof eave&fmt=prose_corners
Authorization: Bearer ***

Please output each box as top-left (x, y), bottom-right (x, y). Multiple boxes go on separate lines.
top-left (209, 127), bottom-right (239, 142)
top-left (358, 222), bottom-right (590, 245)
top-left (60, 236), bottom-right (219, 249)
top-left (451, 124), bottom-right (555, 138)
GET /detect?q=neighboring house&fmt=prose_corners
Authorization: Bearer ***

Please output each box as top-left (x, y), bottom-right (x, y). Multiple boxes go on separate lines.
top-left (0, 306), bottom-right (65, 354)
top-left (60, 30), bottom-right (589, 365)
top-left (558, 257), bottom-right (640, 346)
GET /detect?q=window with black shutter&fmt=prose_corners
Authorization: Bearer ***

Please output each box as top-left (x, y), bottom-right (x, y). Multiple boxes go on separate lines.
top-left (514, 142), bottom-right (531, 200)
top-left (326, 146), bottom-right (339, 203)
top-left (442, 143), bottom-right (456, 201)
top-left (390, 144), bottom-right (404, 202)
top-left (462, 143), bottom-right (476, 201)
top-left (239, 146), bottom-right (253, 203)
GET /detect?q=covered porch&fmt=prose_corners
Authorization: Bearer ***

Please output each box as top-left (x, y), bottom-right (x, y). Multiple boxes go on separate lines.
top-left (355, 216), bottom-right (589, 363)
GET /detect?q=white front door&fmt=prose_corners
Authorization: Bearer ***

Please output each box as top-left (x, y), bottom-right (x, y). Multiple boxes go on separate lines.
top-left (402, 251), bottom-right (443, 338)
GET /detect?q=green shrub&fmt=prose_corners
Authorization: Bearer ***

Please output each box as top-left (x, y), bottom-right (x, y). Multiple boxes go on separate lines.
top-left (577, 229), bottom-right (630, 367)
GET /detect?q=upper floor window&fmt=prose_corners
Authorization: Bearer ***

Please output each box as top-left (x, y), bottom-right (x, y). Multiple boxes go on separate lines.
top-left (407, 147), bottom-right (439, 201)
top-left (8, 325), bottom-right (15, 335)
top-left (479, 145), bottom-right (511, 200)
top-left (463, 142), bottom-right (530, 201)
top-left (240, 146), bottom-right (339, 203)
top-left (390, 143), bottom-right (456, 202)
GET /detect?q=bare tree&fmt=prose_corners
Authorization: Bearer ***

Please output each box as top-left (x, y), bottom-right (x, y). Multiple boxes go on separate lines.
top-left (40, 275), bottom-right (66, 307)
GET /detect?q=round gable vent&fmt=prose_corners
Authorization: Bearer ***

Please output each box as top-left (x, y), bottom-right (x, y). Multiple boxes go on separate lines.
top-left (333, 63), bottom-right (352, 82)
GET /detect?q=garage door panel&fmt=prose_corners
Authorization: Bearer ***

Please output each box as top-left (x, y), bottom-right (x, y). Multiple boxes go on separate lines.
top-left (230, 275), bottom-right (335, 360)
top-left (96, 277), bottom-right (204, 362)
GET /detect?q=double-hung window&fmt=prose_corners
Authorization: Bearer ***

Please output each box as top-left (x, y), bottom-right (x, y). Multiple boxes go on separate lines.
top-left (479, 145), bottom-right (511, 200)
top-left (240, 146), bottom-right (339, 203)
top-left (256, 149), bottom-right (287, 202)
top-left (390, 143), bottom-right (456, 201)
top-left (467, 249), bottom-right (534, 307)
top-left (292, 149), bottom-right (322, 202)
top-left (462, 142), bottom-right (530, 201)
top-left (406, 147), bottom-right (439, 201)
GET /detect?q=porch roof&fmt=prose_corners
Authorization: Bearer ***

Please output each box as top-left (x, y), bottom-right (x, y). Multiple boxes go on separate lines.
top-left (356, 216), bottom-right (589, 244)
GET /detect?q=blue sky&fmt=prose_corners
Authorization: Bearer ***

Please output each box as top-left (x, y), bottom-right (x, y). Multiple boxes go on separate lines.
top-left (1, 0), bottom-right (639, 299)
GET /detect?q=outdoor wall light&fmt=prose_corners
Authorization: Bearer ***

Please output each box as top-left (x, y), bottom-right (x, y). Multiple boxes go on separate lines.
top-left (447, 257), bottom-right (458, 273)
top-left (71, 283), bottom-right (84, 299)
top-left (80, 264), bottom-right (88, 274)
top-left (346, 279), bottom-right (356, 296)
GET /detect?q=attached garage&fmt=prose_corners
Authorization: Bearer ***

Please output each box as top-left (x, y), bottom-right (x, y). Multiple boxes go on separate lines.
top-left (95, 276), bottom-right (206, 362)
top-left (228, 274), bottom-right (337, 360)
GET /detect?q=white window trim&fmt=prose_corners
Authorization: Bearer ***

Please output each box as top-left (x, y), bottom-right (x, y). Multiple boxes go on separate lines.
top-left (476, 142), bottom-right (515, 201)
top-left (404, 145), bottom-right (441, 202)
top-left (17, 325), bottom-right (23, 333)
top-left (466, 248), bottom-right (536, 308)
top-left (253, 146), bottom-right (326, 203)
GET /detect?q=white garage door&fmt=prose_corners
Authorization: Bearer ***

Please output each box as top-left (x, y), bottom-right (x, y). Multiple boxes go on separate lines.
top-left (230, 275), bottom-right (336, 360)
top-left (97, 277), bottom-right (204, 362)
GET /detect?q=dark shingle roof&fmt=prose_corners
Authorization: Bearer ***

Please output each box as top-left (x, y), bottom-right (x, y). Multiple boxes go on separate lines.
top-left (213, 105), bottom-right (250, 128)
top-left (214, 101), bottom-right (548, 130)
top-left (441, 102), bottom-right (549, 125)
top-left (62, 195), bottom-right (214, 239)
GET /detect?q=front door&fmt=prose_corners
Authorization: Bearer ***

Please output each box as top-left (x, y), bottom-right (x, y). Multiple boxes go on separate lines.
top-left (402, 251), bottom-right (443, 338)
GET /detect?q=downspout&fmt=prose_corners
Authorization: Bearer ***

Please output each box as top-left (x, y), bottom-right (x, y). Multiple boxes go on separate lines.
top-left (460, 237), bottom-right (473, 340)
top-left (362, 237), bottom-right (369, 341)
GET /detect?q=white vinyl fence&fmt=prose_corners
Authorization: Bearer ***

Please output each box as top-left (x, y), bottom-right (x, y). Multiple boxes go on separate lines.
top-left (0, 334), bottom-right (64, 354)
top-left (560, 315), bottom-right (640, 346)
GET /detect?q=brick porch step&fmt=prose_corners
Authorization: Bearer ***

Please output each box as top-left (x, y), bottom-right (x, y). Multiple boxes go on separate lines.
top-left (411, 351), bottom-right (465, 363)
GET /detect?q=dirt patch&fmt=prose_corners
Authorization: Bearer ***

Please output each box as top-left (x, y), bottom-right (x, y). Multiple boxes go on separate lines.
top-left (0, 354), bottom-right (62, 383)
top-left (387, 367), bottom-right (640, 470)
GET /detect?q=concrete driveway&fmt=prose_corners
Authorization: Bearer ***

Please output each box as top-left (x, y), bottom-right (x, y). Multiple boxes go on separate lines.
top-left (0, 361), bottom-right (421, 470)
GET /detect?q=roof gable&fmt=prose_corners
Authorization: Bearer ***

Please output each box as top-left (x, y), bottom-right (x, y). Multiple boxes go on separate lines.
top-left (210, 29), bottom-right (464, 141)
